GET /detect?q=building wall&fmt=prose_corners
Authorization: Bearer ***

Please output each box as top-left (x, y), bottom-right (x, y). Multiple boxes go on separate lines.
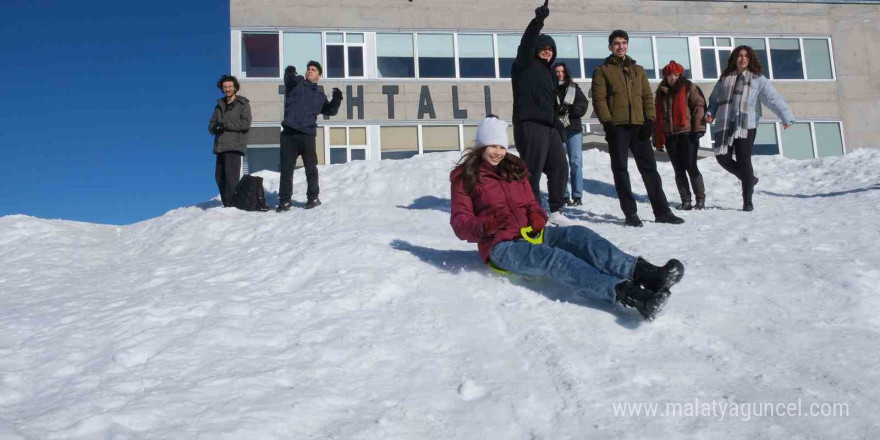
top-left (231, 0), bottom-right (880, 153)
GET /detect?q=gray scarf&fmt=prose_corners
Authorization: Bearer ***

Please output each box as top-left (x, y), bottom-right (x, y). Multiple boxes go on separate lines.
top-left (557, 85), bottom-right (576, 128)
top-left (713, 70), bottom-right (752, 156)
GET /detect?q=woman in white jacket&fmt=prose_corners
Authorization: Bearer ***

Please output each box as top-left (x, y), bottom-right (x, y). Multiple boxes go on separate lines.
top-left (706, 46), bottom-right (795, 212)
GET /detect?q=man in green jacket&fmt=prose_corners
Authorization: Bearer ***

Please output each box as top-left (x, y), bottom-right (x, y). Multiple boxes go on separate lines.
top-left (592, 30), bottom-right (683, 227)
top-left (209, 75), bottom-right (252, 208)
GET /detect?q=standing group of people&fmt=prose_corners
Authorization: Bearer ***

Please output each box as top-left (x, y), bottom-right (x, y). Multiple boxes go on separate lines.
top-left (450, 0), bottom-right (795, 319)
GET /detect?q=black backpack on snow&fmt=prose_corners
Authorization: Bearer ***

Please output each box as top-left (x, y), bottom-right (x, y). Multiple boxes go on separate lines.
top-left (232, 175), bottom-right (269, 212)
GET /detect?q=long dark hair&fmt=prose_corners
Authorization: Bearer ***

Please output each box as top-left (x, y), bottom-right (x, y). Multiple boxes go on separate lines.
top-left (721, 46), bottom-right (763, 77)
top-left (553, 62), bottom-right (572, 87)
top-left (451, 145), bottom-right (529, 195)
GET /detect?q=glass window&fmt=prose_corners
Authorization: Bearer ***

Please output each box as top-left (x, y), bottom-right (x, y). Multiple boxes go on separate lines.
top-left (699, 37), bottom-right (714, 46)
top-left (330, 148), bottom-right (347, 164)
top-left (753, 123), bottom-right (779, 155)
top-left (582, 35), bottom-right (607, 78)
top-left (781, 122), bottom-right (814, 159)
top-left (422, 126), bottom-right (460, 153)
top-left (351, 149), bottom-right (367, 161)
top-left (717, 37), bottom-right (732, 47)
top-left (325, 33), bottom-right (363, 78)
top-left (326, 33), bottom-right (343, 44)
top-left (462, 125), bottom-right (479, 148)
top-left (770, 38), bottom-right (804, 79)
top-left (701, 48), bottom-right (718, 79)
top-left (247, 146), bottom-right (281, 173)
top-left (349, 127), bottom-right (367, 145)
top-left (551, 35), bottom-right (581, 78)
top-left (733, 38), bottom-right (769, 75)
top-left (326, 45), bottom-right (345, 78)
top-left (346, 33), bottom-right (364, 44)
top-left (629, 37), bottom-right (655, 79)
top-left (283, 33), bottom-right (322, 74)
top-left (242, 33), bottom-right (279, 78)
top-left (329, 127), bottom-right (346, 146)
top-left (717, 49), bottom-right (731, 75)
top-left (814, 122), bottom-right (843, 157)
top-left (656, 37), bottom-right (691, 79)
top-left (348, 46), bottom-right (364, 77)
top-left (804, 39), bottom-right (832, 79)
top-left (418, 33), bottom-right (455, 78)
top-left (458, 34), bottom-right (495, 78)
top-left (381, 126), bottom-right (419, 160)
top-left (378, 34), bottom-right (415, 78)
top-left (497, 35), bottom-right (520, 79)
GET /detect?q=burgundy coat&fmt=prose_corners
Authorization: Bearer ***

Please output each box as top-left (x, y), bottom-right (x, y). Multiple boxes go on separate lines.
top-left (450, 159), bottom-right (548, 262)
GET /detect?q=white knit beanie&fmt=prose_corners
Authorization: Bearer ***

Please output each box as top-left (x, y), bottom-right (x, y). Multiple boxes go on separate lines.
top-left (474, 116), bottom-right (509, 149)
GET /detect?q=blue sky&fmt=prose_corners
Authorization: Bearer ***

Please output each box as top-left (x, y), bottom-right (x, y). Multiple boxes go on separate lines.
top-left (2, 1), bottom-right (229, 225)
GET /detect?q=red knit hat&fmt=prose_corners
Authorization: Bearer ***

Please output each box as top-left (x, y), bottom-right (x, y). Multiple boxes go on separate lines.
top-left (662, 60), bottom-right (685, 76)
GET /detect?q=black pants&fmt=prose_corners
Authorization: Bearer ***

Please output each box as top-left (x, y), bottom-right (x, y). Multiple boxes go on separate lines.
top-left (215, 151), bottom-right (243, 207)
top-left (665, 133), bottom-right (705, 204)
top-left (279, 127), bottom-right (319, 202)
top-left (607, 125), bottom-right (670, 217)
top-left (513, 121), bottom-right (569, 213)
top-left (715, 129), bottom-right (757, 204)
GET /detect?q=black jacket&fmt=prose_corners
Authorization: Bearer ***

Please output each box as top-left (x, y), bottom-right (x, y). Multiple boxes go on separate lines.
top-left (511, 18), bottom-right (557, 127)
top-left (556, 82), bottom-right (589, 134)
top-left (282, 68), bottom-right (342, 136)
top-left (209, 96), bottom-right (251, 154)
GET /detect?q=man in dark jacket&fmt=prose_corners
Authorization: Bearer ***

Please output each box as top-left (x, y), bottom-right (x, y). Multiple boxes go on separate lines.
top-left (511, 0), bottom-right (569, 223)
top-left (209, 75), bottom-right (252, 208)
top-left (592, 30), bottom-right (683, 227)
top-left (276, 61), bottom-right (343, 212)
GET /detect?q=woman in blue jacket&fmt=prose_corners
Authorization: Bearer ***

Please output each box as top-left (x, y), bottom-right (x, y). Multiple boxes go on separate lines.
top-left (706, 46), bottom-right (795, 211)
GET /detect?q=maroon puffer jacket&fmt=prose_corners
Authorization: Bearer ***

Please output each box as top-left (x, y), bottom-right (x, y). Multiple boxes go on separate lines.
top-left (450, 159), bottom-right (548, 262)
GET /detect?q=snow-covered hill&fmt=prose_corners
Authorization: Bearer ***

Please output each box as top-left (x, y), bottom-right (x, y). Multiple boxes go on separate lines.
top-left (1, 149), bottom-right (879, 439)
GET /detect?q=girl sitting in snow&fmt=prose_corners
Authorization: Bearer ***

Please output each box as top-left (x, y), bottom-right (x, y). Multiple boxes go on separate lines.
top-left (449, 116), bottom-right (685, 320)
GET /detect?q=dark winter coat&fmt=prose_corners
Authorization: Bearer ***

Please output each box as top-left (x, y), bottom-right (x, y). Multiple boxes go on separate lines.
top-left (655, 78), bottom-right (707, 135)
top-left (511, 18), bottom-right (558, 127)
top-left (591, 55), bottom-right (654, 126)
top-left (556, 82), bottom-right (589, 134)
top-left (209, 96), bottom-right (252, 155)
top-left (450, 159), bottom-right (548, 262)
top-left (282, 69), bottom-right (342, 135)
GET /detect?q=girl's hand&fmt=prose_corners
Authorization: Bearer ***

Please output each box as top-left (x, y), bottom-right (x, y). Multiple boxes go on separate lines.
top-left (705, 114), bottom-right (714, 124)
top-left (783, 123), bottom-right (792, 130)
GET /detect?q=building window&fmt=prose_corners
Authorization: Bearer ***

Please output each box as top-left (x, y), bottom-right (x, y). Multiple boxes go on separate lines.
top-left (656, 37), bottom-right (691, 78)
top-left (242, 33), bottom-right (279, 78)
top-left (582, 35), bottom-right (607, 78)
top-left (629, 37), bottom-right (655, 79)
top-left (458, 34), bottom-right (495, 78)
top-left (377, 34), bottom-right (415, 78)
top-left (753, 123), bottom-right (780, 155)
top-left (551, 35), bottom-right (581, 78)
top-left (769, 38), bottom-right (804, 80)
top-left (781, 122), bottom-right (814, 159)
top-left (328, 126), bottom-right (368, 164)
top-left (804, 39), bottom-right (833, 80)
top-left (814, 122), bottom-right (844, 157)
top-left (732, 37), bottom-right (770, 75)
top-left (283, 32), bottom-right (322, 74)
top-left (497, 34), bottom-right (520, 79)
top-left (699, 37), bottom-right (733, 80)
top-left (324, 32), bottom-right (365, 78)
top-left (418, 33), bottom-right (455, 78)
top-left (422, 126), bottom-right (461, 153)
top-left (381, 126), bottom-right (419, 159)
top-left (462, 125), bottom-right (479, 148)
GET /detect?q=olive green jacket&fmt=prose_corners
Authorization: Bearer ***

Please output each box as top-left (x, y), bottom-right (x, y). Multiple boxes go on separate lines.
top-left (591, 55), bottom-right (654, 126)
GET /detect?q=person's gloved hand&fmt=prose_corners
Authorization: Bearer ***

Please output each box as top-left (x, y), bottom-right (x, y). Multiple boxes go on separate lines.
top-left (602, 121), bottom-right (616, 139)
top-left (557, 104), bottom-right (569, 116)
top-left (528, 211), bottom-right (546, 234)
top-left (639, 119), bottom-right (654, 142)
top-left (483, 211), bottom-right (511, 236)
top-left (535, 0), bottom-right (549, 20)
top-left (213, 121), bottom-right (226, 134)
top-left (332, 88), bottom-right (343, 101)
top-left (285, 65), bottom-right (297, 75)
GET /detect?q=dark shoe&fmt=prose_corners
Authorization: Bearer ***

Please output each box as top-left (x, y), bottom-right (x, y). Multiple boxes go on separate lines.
top-left (694, 198), bottom-right (705, 210)
top-left (743, 202), bottom-right (754, 212)
top-left (564, 197), bottom-right (574, 206)
top-left (753, 176), bottom-right (759, 186)
top-left (305, 198), bottom-right (322, 209)
top-left (615, 281), bottom-right (670, 321)
top-left (625, 214), bottom-right (643, 227)
top-left (275, 200), bottom-right (293, 212)
top-left (681, 201), bottom-right (693, 211)
top-left (655, 211), bottom-right (684, 225)
top-left (633, 257), bottom-right (685, 293)
top-left (572, 197), bottom-right (582, 206)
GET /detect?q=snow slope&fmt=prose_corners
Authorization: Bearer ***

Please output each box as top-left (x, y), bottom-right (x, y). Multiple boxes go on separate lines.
top-left (1, 148), bottom-right (879, 439)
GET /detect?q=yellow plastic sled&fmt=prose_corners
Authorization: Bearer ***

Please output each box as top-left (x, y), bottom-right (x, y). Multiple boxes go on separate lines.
top-left (487, 226), bottom-right (544, 275)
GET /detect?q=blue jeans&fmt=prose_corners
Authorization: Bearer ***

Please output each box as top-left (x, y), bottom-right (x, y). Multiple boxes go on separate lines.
top-left (563, 130), bottom-right (584, 199)
top-left (488, 225), bottom-right (636, 303)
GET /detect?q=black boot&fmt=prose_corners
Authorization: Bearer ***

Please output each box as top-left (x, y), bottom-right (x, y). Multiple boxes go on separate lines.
top-left (655, 211), bottom-right (685, 225)
top-left (572, 197), bottom-right (582, 206)
top-left (275, 200), bottom-right (293, 212)
top-left (633, 257), bottom-right (684, 293)
top-left (564, 197), bottom-right (574, 206)
top-left (305, 198), bottom-right (322, 209)
top-left (680, 201), bottom-right (693, 211)
top-left (743, 184), bottom-right (754, 212)
top-left (694, 197), bottom-right (705, 210)
top-left (625, 214), bottom-right (644, 227)
top-left (615, 281), bottom-right (670, 321)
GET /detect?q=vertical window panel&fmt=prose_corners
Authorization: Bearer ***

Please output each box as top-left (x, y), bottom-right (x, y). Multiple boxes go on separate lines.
top-left (316, 129), bottom-right (325, 165)
top-left (629, 37), bottom-right (655, 79)
top-left (718, 49), bottom-right (731, 75)
top-left (348, 46), bottom-right (364, 77)
top-left (734, 38), bottom-right (770, 75)
top-left (422, 126), bottom-right (461, 153)
top-left (781, 123), bottom-right (814, 159)
top-left (283, 33), bottom-right (322, 73)
top-left (458, 34), bottom-right (495, 78)
top-left (381, 126), bottom-right (419, 160)
top-left (349, 127), bottom-right (367, 145)
top-left (804, 39), bottom-right (833, 79)
top-left (497, 35), bottom-right (520, 79)
top-left (242, 33), bottom-right (279, 78)
top-left (814, 122), bottom-right (844, 157)
top-left (550, 35), bottom-right (581, 78)
top-left (325, 45), bottom-right (345, 78)
top-left (770, 38), bottom-right (804, 79)
top-left (656, 37), bottom-right (691, 78)
top-left (377, 34), bottom-right (415, 78)
top-left (418, 34), bottom-right (455, 78)
top-left (754, 123), bottom-right (780, 155)
top-left (329, 127), bottom-right (346, 146)
top-left (351, 149), bottom-right (367, 161)
top-left (582, 35), bottom-right (607, 78)
top-left (701, 48), bottom-right (718, 79)
top-left (329, 148), bottom-right (347, 164)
